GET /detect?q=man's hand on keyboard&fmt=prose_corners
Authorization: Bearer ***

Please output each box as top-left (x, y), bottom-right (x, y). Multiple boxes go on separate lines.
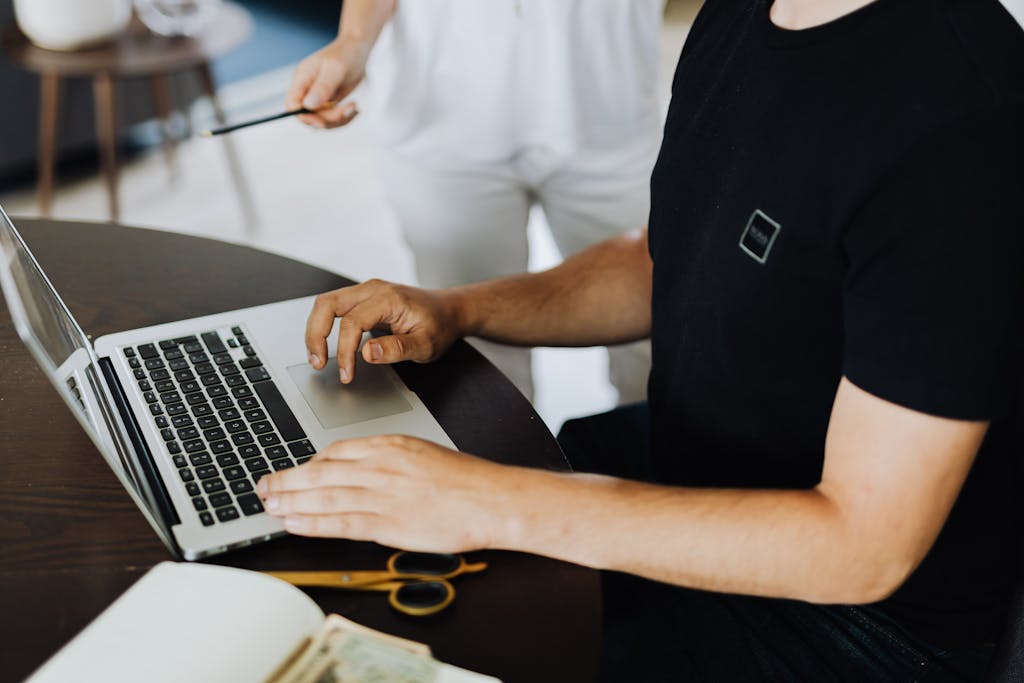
top-left (306, 280), bottom-right (468, 384)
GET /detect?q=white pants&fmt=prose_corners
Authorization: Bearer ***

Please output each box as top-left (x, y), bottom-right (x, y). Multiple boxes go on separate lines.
top-left (379, 139), bottom-right (658, 402)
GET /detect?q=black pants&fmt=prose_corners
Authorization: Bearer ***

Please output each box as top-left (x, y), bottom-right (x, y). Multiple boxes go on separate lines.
top-left (557, 403), bottom-right (994, 682)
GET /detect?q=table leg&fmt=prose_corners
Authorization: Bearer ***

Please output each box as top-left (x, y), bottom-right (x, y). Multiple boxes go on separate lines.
top-left (37, 73), bottom-right (61, 217)
top-left (93, 72), bottom-right (119, 223)
top-left (149, 74), bottom-right (178, 182)
top-left (196, 62), bottom-right (259, 234)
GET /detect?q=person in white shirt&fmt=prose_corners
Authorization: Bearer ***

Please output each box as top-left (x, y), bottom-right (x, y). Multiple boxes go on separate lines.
top-left (286, 0), bottom-right (663, 401)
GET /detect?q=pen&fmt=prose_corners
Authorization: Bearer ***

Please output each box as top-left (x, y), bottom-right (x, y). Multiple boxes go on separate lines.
top-left (200, 107), bottom-right (314, 137)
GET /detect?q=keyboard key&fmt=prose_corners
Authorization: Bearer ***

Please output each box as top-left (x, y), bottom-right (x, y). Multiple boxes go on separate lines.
top-left (252, 381), bottom-right (306, 441)
top-left (155, 415), bottom-right (169, 429)
top-left (258, 433), bottom-right (281, 447)
top-left (228, 338), bottom-right (239, 348)
top-left (144, 358), bottom-right (165, 370)
top-left (213, 397), bottom-right (234, 410)
top-left (207, 385), bottom-right (228, 398)
top-left (271, 458), bottom-right (294, 471)
top-left (264, 445), bottom-right (287, 459)
top-left (232, 432), bottom-right (254, 446)
top-left (159, 391), bottom-right (181, 404)
top-left (203, 427), bottom-right (226, 442)
top-left (239, 357), bottom-right (262, 369)
top-left (197, 415), bottom-right (219, 429)
top-left (138, 343), bottom-right (158, 359)
top-left (184, 341), bottom-right (203, 353)
top-left (189, 452), bottom-right (212, 467)
top-left (172, 454), bottom-right (187, 468)
top-left (199, 511), bottom-right (214, 527)
top-left (143, 391), bottom-right (157, 404)
top-left (160, 428), bottom-right (174, 441)
top-left (232, 326), bottom-right (243, 336)
top-left (216, 408), bottom-right (239, 422)
top-left (185, 392), bottom-right (207, 406)
top-left (196, 465), bottom-right (218, 480)
top-left (296, 456), bottom-right (313, 465)
top-left (138, 379), bottom-right (153, 392)
top-left (237, 335), bottom-right (249, 346)
top-left (192, 404), bottom-right (213, 417)
top-left (192, 497), bottom-right (207, 511)
top-left (239, 445), bottom-right (260, 459)
top-left (289, 440), bottom-right (316, 457)
top-left (238, 397), bottom-right (259, 410)
top-left (202, 332), bottom-right (226, 355)
top-left (244, 409), bottom-right (266, 422)
top-left (224, 420), bottom-right (246, 434)
top-left (179, 468), bottom-right (194, 482)
top-left (216, 506), bottom-right (240, 523)
top-left (230, 479), bottom-right (254, 494)
top-left (237, 493), bottom-right (264, 516)
top-left (216, 453), bottom-right (239, 467)
top-left (251, 421), bottom-right (274, 435)
top-left (149, 403), bottom-right (164, 416)
top-left (186, 481), bottom-right (201, 497)
top-left (123, 347), bottom-right (136, 358)
top-left (200, 373), bottom-right (221, 387)
top-left (202, 478), bottom-right (225, 494)
top-left (134, 369), bottom-right (147, 380)
top-left (159, 339), bottom-right (177, 350)
top-left (245, 367), bottom-right (271, 383)
top-left (209, 492), bottom-right (232, 508)
top-left (164, 348), bottom-right (184, 360)
top-left (244, 456), bottom-right (268, 472)
top-left (220, 364), bottom-right (241, 377)
top-left (210, 440), bottom-right (233, 454)
top-left (232, 386), bottom-right (253, 399)
top-left (189, 352), bottom-right (209, 364)
top-left (225, 374), bottom-right (247, 387)
top-left (129, 357), bottom-right (141, 369)
top-left (168, 359), bottom-right (189, 371)
top-left (166, 403), bottom-right (187, 416)
top-left (176, 335), bottom-right (198, 345)
top-left (251, 469), bottom-right (271, 484)
top-left (213, 353), bottom-right (233, 366)
top-left (195, 362), bottom-right (215, 375)
top-left (243, 345), bottom-right (256, 357)
top-left (154, 379), bottom-right (174, 393)
top-left (167, 440), bottom-right (181, 454)
top-left (224, 466), bottom-right (246, 481)
top-left (177, 426), bottom-right (199, 440)
top-left (184, 439), bottom-right (205, 454)
top-left (180, 380), bottom-right (200, 394)
top-left (171, 414), bottom-right (194, 428)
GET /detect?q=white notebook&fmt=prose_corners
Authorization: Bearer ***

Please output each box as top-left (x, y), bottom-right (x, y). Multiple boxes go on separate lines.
top-left (27, 562), bottom-right (499, 683)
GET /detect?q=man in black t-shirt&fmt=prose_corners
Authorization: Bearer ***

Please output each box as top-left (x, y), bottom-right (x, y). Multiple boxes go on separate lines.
top-left (256, 0), bottom-right (1024, 679)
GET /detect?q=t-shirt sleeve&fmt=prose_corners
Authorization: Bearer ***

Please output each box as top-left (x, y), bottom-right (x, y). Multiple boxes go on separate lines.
top-left (842, 107), bottom-right (1024, 420)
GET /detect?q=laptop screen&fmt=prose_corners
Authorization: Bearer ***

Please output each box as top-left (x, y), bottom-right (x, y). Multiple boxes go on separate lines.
top-left (0, 207), bottom-right (176, 555)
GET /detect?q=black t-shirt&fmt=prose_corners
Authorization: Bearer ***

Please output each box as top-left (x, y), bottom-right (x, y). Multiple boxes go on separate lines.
top-left (647, 0), bottom-right (1024, 647)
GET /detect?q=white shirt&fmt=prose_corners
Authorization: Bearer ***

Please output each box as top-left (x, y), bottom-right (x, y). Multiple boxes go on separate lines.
top-left (364, 0), bottom-right (665, 166)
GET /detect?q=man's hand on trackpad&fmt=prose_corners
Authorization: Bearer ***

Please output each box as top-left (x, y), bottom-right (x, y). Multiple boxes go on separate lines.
top-left (305, 279), bottom-right (468, 384)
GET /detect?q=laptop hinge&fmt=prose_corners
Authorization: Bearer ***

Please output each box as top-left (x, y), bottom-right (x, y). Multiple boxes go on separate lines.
top-left (99, 356), bottom-right (182, 528)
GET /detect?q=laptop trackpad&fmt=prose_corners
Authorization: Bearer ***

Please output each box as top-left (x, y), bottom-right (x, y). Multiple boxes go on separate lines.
top-left (286, 357), bottom-right (412, 430)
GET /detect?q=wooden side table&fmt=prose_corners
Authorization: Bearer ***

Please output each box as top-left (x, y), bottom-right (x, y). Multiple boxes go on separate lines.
top-left (1, 3), bottom-right (257, 227)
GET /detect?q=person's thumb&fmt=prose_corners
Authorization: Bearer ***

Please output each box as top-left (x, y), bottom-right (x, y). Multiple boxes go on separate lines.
top-left (302, 67), bottom-right (343, 110)
top-left (362, 333), bottom-right (433, 365)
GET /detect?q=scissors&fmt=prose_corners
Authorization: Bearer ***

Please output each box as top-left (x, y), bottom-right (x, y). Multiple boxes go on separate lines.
top-left (265, 551), bottom-right (488, 617)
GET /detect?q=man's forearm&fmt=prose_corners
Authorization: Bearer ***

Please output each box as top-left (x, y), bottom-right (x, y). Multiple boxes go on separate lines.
top-left (452, 229), bottom-right (653, 348)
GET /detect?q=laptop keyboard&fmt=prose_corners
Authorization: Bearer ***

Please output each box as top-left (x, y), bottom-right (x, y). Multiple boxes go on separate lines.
top-left (122, 325), bottom-right (315, 527)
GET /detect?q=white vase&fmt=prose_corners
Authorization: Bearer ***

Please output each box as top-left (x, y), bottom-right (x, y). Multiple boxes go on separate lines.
top-left (14, 0), bottom-right (133, 51)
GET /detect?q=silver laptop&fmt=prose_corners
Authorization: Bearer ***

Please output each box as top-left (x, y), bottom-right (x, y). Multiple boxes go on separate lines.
top-left (0, 206), bottom-right (455, 560)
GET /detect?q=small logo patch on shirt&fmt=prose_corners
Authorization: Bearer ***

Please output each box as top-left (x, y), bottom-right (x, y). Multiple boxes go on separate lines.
top-left (739, 210), bottom-right (781, 264)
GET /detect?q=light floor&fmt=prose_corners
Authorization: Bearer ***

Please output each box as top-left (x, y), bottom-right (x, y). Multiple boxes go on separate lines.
top-left (0, 2), bottom-right (698, 434)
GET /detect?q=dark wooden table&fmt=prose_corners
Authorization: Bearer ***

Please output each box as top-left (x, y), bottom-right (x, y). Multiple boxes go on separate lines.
top-left (0, 219), bottom-right (601, 683)
top-left (1, 4), bottom-right (256, 226)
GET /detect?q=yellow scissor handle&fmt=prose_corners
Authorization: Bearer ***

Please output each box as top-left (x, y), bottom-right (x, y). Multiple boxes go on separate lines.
top-left (264, 570), bottom-right (398, 589)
